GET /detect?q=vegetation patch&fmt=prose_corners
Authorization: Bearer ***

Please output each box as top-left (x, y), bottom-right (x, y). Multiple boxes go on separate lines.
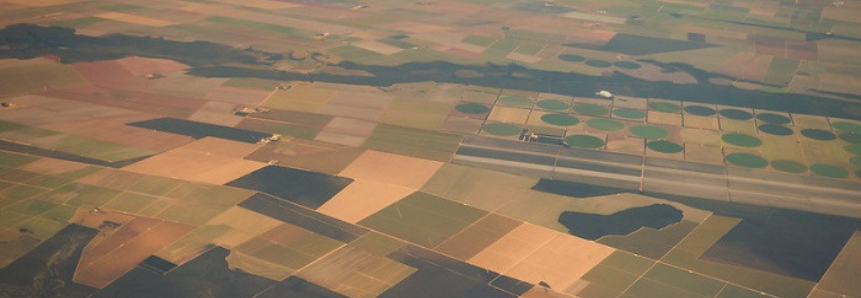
top-left (482, 123), bottom-right (522, 136)
top-left (722, 133), bottom-right (762, 147)
top-left (455, 102), bottom-right (491, 114)
top-left (756, 113), bottom-right (791, 125)
top-left (684, 105), bottom-right (716, 116)
top-left (720, 109), bottom-right (753, 120)
top-left (648, 102), bottom-right (681, 113)
top-left (540, 113), bottom-right (580, 126)
top-left (647, 140), bottom-right (683, 153)
top-left (800, 129), bottom-right (836, 141)
top-left (809, 164), bottom-right (849, 178)
top-left (535, 99), bottom-right (569, 111)
top-left (630, 125), bottom-right (669, 139)
top-left (770, 160), bottom-right (808, 173)
top-left (565, 135), bottom-right (605, 149)
top-left (586, 118), bottom-right (624, 131)
top-left (613, 108), bottom-right (646, 119)
top-left (726, 153), bottom-right (768, 168)
top-left (573, 103), bottom-right (610, 116)
top-left (758, 124), bottom-right (793, 136)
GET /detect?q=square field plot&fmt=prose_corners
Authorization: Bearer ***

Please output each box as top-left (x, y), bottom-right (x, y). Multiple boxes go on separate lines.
top-left (122, 138), bottom-right (266, 185)
top-left (340, 150), bottom-right (444, 189)
top-left (316, 180), bottom-right (415, 223)
top-left (363, 125), bottom-right (462, 162)
top-left (358, 192), bottom-right (487, 247)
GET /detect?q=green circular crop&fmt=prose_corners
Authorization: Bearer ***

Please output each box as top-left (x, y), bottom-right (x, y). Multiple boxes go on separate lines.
top-left (684, 105), bottom-right (716, 116)
top-left (497, 96), bottom-right (533, 108)
top-left (725, 153), bottom-right (768, 168)
top-left (647, 140), bottom-right (683, 153)
top-left (586, 118), bottom-right (624, 131)
top-left (810, 164), bottom-right (849, 179)
top-left (565, 134), bottom-right (605, 148)
top-left (770, 160), bottom-right (808, 173)
top-left (648, 102), bottom-right (681, 113)
top-left (612, 108), bottom-right (646, 119)
top-left (720, 109), bottom-right (753, 120)
top-left (722, 133), bottom-right (762, 147)
top-left (541, 113), bottom-right (580, 126)
top-left (482, 123), bottom-right (521, 136)
top-left (536, 99), bottom-right (570, 111)
top-left (755, 113), bottom-right (791, 125)
top-left (630, 125), bottom-right (668, 139)
top-left (456, 102), bottom-right (490, 114)
top-left (800, 129), bottom-right (836, 141)
top-left (758, 124), bottom-right (793, 136)
top-left (573, 103), bottom-right (609, 116)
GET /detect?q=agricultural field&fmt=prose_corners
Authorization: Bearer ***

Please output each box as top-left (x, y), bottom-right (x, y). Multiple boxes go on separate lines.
top-left (0, 0), bottom-right (859, 297)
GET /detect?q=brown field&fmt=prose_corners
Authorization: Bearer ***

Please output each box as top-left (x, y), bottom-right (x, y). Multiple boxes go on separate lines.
top-left (19, 158), bottom-right (90, 175)
top-left (315, 117), bottom-right (377, 147)
top-left (203, 207), bottom-right (282, 248)
top-left (792, 114), bottom-right (830, 129)
top-left (187, 102), bottom-right (244, 126)
top-left (43, 117), bottom-right (195, 152)
top-left (816, 231), bottom-right (861, 296)
top-left (245, 140), bottom-right (364, 175)
top-left (115, 57), bottom-right (189, 77)
top-left (339, 150), bottom-right (444, 189)
top-left (606, 136), bottom-right (644, 155)
top-left (71, 60), bottom-right (145, 88)
top-left (181, 137), bottom-right (262, 158)
top-left (69, 208), bottom-right (137, 231)
top-left (487, 106), bottom-right (531, 124)
top-left (75, 219), bottom-right (194, 288)
top-left (717, 52), bottom-right (772, 81)
top-left (225, 250), bottom-right (293, 281)
top-left (95, 12), bottom-right (178, 27)
top-left (316, 180), bottom-right (415, 223)
top-left (76, 168), bottom-right (145, 189)
top-left (43, 86), bottom-right (208, 119)
top-left (684, 143), bottom-right (724, 164)
top-left (204, 86), bottom-right (270, 106)
top-left (122, 139), bottom-right (267, 185)
top-left (683, 115), bottom-right (720, 130)
top-left (469, 223), bottom-right (614, 291)
top-left (648, 111), bottom-right (682, 126)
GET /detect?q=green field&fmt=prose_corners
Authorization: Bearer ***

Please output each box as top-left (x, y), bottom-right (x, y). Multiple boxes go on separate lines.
top-left (363, 125), bottom-right (462, 161)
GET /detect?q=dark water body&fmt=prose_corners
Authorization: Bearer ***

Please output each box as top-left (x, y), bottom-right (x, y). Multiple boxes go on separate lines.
top-left (0, 24), bottom-right (857, 119)
top-left (128, 118), bottom-right (272, 144)
top-left (382, 245), bottom-right (523, 298)
top-left (140, 255), bottom-right (178, 274)
top-left (566, 33), bottom-right (717, 55)
top-left (0, 139), bottom-right (151, 167)
top-left (190, 61), bottom-right (860, 119)
top-left (643, 191), bottom-right (861, 282)
top-left (239, 193), bottom-right (368, 242)
top-left (255, 276), bottom-right (349, 298)
top-left (0, 23), bottom-right (279, 66)
top-left (532, 178), bottom-right (634, 198)
top-left (227, 166), bottom-right (353, 209)
top-left (558, 204), bottom-right (684, 240)
top-left (0, 224), bottom-right (98, 298)
top-left (94, 247), bottom-right (276, 298)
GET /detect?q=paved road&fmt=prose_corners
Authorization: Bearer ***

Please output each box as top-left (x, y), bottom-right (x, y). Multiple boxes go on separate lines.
top-left (453, 136), bottom-right (861, 218)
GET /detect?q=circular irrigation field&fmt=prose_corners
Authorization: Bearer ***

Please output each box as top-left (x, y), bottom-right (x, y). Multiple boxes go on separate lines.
top-left (612, 108), bottom-right (646, 119)
top-left (630, 125), bottom-right (668, 139)
top-left (849, 156), bottom-right (861, 167)
top-left (565, 134), bottom-right (605, 149)
top-left (770, 160), bottom-right (808, 173)
top-left (585, 60), bottom-right (612, 68)
top-left (719, 109), bottom-right (753, 120)
top-left (497, 96), bottom-right (533, 108)
top-left (559, 54), bottom-right (586, 62)
top-left (482, 123), bottom-right (521, 136)
top-left (536, 99), bottom-right (570, 111)
top-left (832, 121), bottom-right (861, 133)
top-left (684, 105), bottom-right (716, 116)
top-left (722, 133), bottom-right (762, 147)
top-left (541, 113), bottom-right (580, 126)
top-left (456, 102), bottom-right (490, 114)
top-left (810, 164), bottom-right (849, 178)
top-left (839, 133), bottom-right (861, 144)
top-left (573, 103), bottom-right (609, 116)
top-left (647, 140), bottom-right (683, 153)
top-left (648, 102), bottom-right (681, 113)
top-left (758, 124), bottom-right (793, 136)
top-left (586, 118), bottom-right (625, 131)
top-left (613, 61), bottom-right (641, 69)
top-left (755, 113), bottom-right (791, 125)
top-left (846, 144), bottom-right (861, 155)
top-left (800, 129), bottom-right (836, 141)
top-left (725, 153), bottom-right (768, 168)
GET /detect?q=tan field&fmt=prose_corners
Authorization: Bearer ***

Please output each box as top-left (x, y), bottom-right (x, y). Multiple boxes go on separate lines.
top-left (648, 111), bottom-right (682, 126)
top-left (816, 231), bottom-right (861, 296)
top-left (469, 223), bottom-right (614, 291)
top-left (74, 219), bottom-right (194, 288)
top-left (340, 150), bottom-right (443, 189)
top-left (123, 138), bottom-right (266, 185)
top-left (683, 115), bottom-right (720, 130)
top-left (316, 180), bottom-right (415, 223)
top-left (226, 250), bottom-right (294, 281)
top-left (96, 12), bottom-right (178, 27)
top-left (202, 207), bottom-right (283, 249)
top-left (488, 106), bottom-right (532, 124)
top-left (76, 168), bottom-right (145, 189)
top-left (684, 143), bottom-right (724, 164)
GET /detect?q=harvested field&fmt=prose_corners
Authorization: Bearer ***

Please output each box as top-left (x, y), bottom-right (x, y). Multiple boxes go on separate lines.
top-left (122, 138), bottom-right (266, 185)
top-left (316, 180), bottom-right (415, 223)
top-left (340, 150), bottom-right (443, 189)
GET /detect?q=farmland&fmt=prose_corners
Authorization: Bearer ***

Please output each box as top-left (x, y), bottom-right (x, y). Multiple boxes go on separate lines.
top-left (0, 0), bottom-right (860, 298)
